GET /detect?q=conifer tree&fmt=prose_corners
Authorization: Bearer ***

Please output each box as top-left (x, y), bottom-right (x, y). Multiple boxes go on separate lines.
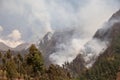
top-left (26, 44), bottom-right (44, 78)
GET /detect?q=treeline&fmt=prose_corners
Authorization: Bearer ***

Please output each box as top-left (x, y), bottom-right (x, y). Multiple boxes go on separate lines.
top-left (78, 52), bottom-right (120, 80)
top-left (0, 44), bottom-right (73, 80)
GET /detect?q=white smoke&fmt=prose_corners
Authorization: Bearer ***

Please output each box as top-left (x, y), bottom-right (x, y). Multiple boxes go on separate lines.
top-left (48, 25), bottom-right (109, 66)
top-left (79, 16), bottom-right (120, 68)
top-left (49, 16), bottom-right (120, 66)
top-left (0, 0), bottom-right (119, 41)
top-left (48, 0), bottom-right (119, 66)
top-left (81, 39), bottom-right (109, 68)
top-left (49, 38), bottom-right (89, 66)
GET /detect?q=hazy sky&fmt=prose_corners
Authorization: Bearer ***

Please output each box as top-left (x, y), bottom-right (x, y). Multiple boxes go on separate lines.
top-left (0, 0), bottom-right (120, 47)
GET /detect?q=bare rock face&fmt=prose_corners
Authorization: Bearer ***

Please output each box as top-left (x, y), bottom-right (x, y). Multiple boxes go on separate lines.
top-left (39, 30), bottom-right (75, 65)
top-left (39, 32), bottom-right (54, 65)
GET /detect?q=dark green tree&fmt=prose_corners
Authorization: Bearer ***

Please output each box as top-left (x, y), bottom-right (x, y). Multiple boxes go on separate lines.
top-left (6, 59), bottom-right (18, 79)
top-left (17, 53), bottom-right (23, 62)
top-left (0, 52), bottom-right (2, 59)
top-left (6, 49), bottom-right (12, 59)
top-left (40, 64), bottom-right (72, 80)
top-left (26, 44), bottom-right (44, 78)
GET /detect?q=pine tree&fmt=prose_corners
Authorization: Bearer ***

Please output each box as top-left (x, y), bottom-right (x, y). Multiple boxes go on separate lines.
top-left (6, 49), bottom-right (12, 59)
top-left (26, 44), bottom-right (44, 78)
top-left (6, 59), bottom-right (18, 79)
top-left (0, 52), bottom-right (2, 59)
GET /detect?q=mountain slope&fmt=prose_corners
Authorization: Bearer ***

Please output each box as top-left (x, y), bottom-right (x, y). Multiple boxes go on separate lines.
top-left (67, 9), bottom-right (120, 78)
top-left (0, 42), bottom-right (11, 51)
top-left (76, 9), bottom-right (120, 80)
top-left (94, 10), bottom-right (120, 41)
top-left (13, 43), bottom-right (31, 51)
top-left (80, 23), bottom-right (120, 80)
top-left (39, 32), bottom-right (54, 65)
top-left (39, 30), bottom-right (76, 65)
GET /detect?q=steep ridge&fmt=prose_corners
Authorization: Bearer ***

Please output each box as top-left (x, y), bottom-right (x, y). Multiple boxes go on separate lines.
top-left (68, 9), bottom-right (120, 78)
top-left (0, 42), bottom-right (11, 51)
top-left (39, 32), bottom-right (55, 65)
top-left (94, 9), bottom-right (120, 55)
top-left (0, 42), bottom-right (30, 56)
top-left (13, 43), bottom-right (31, 51)
top-left (83, 22), bottom-right (120, 80)
top-left (39, 30), bottom-right (75, 65)
top-left (94, 9), bottom-right (120, 41)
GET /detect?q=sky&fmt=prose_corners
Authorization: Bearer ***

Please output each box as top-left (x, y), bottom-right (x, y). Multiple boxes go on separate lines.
top-left (0, 0), bottom-right (120, 48)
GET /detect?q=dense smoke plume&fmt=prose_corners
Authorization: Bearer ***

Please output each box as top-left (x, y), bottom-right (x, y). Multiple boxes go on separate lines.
top-left (0, 0), bottom-right (120, 65)
top-left (48, 0), bottom-right (120, 66)
top-left (49, 15), bottom-right (120, 67)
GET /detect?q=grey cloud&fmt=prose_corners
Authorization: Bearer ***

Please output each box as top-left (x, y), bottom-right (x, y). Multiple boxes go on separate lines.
top-left (0, 0), bottom-right (119, 41)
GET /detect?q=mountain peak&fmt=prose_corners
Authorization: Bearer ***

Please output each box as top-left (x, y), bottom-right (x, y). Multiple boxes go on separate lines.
top-left (43, 32), bottom-right (53, 41)
top-left (39, 32), bottom-right (53, 50)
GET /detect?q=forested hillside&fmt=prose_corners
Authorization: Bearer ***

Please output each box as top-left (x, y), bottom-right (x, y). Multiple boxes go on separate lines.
top-left (77, 10), bottom-right (120, 80)
top-left (0, 44), bottom-right (73, 80)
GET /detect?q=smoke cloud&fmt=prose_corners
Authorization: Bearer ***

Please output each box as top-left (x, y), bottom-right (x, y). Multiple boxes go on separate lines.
top-left (0, 0), bottom-right (120, 65)
top-left (0, 0), bottom-right (119, 41)
top-left (49, 29), bottom-right (89, 65)
top-left (81, 39), bottom-right (109, 68)
top-left (48, 0), bottom-right (120, 66)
